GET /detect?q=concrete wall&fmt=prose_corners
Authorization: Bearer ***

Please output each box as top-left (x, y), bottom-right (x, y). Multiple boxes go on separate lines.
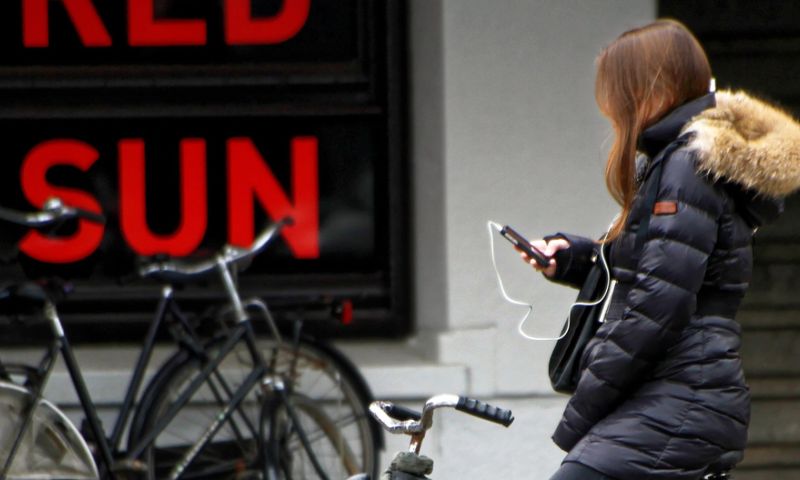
top-left (360, 1), bottom-right (656, 478)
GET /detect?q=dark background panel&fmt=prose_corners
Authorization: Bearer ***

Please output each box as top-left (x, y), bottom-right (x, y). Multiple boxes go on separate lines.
top-left (0, 0), bottom-right (359, 65)
top-left (0, 0), bottom-right (409, 342)
top-left (0, 115), bottom-right (384, 277)
top-left (660, 2), bottom-right (800, 477)
top-left (0, 0), bottom-right (376, 90)
top-left (660, 0), bottom-right (800, 37)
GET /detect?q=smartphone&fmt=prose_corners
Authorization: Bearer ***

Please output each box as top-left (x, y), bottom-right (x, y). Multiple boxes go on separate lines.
top-left (499, 225), bottom-right (551, 268)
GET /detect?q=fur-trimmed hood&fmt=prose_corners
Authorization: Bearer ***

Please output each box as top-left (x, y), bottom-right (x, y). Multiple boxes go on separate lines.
top-left (683, 90), bottom-right (800, 199)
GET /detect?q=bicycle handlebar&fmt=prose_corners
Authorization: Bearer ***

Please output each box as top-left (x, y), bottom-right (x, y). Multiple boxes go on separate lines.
top-left (0, 197), bottom-right (106, 228)
top-left (221, 216), bottom-right (294, 268)
top-left (136, 217), bottom-right (293, 281)
top-left (455, 396), bottom-right (514, 426)
top-left (369, 394), bottom-right (514, 436)
top-left (366, 395), bottom-right (514, 474)
top-left (384, 403), bottom-right (422, 422)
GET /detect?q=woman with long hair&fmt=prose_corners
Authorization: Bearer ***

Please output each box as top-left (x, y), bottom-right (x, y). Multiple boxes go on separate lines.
top-left (522, 19), bottom-right (800, 480)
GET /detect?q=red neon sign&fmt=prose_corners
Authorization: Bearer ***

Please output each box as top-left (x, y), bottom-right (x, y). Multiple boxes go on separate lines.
top-left (22, 0), bottom-right (311, 48)
top-left (127, 1), bottom-right (207, 47)
top-left (119, 139), bottom-right (208, 256)
top-left (18, 136), bottom-right (319, 263)
top-left (224, 0), bottom-right (311, 45)
top-left (23, 0), bottom-right (111, 48)
top-left (19, 139), bottom-right (105, 263)
top-left (228, 137), bottom-right (319, 258)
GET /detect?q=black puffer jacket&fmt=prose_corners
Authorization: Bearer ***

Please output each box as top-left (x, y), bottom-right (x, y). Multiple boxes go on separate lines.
top-left (547, 91), bottom-right (800, 480)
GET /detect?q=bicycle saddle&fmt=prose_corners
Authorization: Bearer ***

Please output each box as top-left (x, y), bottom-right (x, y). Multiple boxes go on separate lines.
top-left (134, 253), bottom-right (220, 285)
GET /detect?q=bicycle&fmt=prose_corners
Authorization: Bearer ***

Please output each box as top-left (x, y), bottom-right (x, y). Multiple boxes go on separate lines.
top-left (125, 221), bottom-right (382, 480)
top-left (0, 198), bottom-right (381, 479)
top-left (352, 395), bottom-right (514, 480)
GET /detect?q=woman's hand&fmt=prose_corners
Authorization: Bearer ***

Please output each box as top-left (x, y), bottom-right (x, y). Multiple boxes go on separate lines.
top-left (519, 238), bottom-right (570, 278)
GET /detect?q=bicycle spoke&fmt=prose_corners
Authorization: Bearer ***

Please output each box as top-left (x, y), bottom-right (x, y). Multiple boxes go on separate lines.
top-left (130, 337), bottom-right (377, 480)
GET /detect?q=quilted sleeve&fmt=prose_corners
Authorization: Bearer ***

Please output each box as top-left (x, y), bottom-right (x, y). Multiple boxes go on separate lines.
top-left (543, 232), bottom-right (598, 289)
top-left (552, 149), bottom-right (727, 451)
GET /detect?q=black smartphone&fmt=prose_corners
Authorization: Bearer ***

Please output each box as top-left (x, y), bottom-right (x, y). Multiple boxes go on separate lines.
top-left (499, 225), bottom-right (551, 268)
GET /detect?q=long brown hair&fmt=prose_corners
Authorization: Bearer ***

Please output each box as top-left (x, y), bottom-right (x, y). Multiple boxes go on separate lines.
top-left (596, 19), bottom-right (711, 240)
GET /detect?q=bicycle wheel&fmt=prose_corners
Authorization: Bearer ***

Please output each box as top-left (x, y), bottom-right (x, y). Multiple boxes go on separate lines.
top-left (0, 381), bottom-right (98, 480)
top-left (267, 391), bottom-right (368, 479)
top-left (264, 338), bottom-right (381, 480)
top-left (129, 336), bottom-right (380, 480)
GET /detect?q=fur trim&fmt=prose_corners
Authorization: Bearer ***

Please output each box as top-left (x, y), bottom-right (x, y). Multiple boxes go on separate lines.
top-left (682, 90), bottom-right (800, 198)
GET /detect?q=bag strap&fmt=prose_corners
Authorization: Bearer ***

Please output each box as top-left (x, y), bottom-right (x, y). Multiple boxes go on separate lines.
top-left (634, 136), bottom-right (689, 252)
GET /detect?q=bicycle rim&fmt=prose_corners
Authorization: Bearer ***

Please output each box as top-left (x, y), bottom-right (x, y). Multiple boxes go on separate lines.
top-left (136, 341), bottom-right (269, 480)
top-left (268, 392), bottom-right (365, 479)
top-left (132, 338), bottom-right (377, 479)
top-left (0, 382), bottom-right (98, 480)
top-left (263, 340), bottom-right (378, 479)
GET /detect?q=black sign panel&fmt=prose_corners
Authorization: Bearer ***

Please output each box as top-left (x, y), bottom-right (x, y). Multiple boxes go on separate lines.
top-left (0, 115), bottom-right (384, 277)
top-left (0, 0), bottom-right (370, 87)
top-left (0, 0), bottom-right (407, 340)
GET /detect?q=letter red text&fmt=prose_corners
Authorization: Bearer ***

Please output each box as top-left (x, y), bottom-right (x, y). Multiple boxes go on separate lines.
top-left (128, 0), bottom-right (206, 46)
top-left (119, 139), bottom-right (208, 256)
top-left (227, 137), bottom-right (319, 258)
top-left (19, 140), bottom-right (105, 263)
top-left (224, 0), bottom-right (310, 45)
top-left (23, 0), bottom-right (112, 47)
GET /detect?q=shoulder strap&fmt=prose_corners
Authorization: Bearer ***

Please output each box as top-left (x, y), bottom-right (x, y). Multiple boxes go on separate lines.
top-left (634, 136), bottom-right (689, 252)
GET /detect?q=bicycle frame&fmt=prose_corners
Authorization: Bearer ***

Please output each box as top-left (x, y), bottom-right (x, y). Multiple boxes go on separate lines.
top-left (122, 256), bottom-right (333, 480)
top-left (0, 286), bottom-right (190, 477)
top-left (2, 263), bottom-right (333, 480)
top-left (0, 210), bottom-right (335, 479)
top-left (2, 285), bottom-right (266, 479)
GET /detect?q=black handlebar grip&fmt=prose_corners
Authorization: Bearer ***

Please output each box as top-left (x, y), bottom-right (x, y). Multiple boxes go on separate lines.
top-left (455, 397), bottom-right (514, 427)
top-left (385, 403), bottom-right (422, 422)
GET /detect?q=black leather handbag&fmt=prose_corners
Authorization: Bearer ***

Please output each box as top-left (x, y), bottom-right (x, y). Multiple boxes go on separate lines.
top-left (547, 242), bottom-right (610, 394)
top-left (547, 137), bottom-right (685, 394)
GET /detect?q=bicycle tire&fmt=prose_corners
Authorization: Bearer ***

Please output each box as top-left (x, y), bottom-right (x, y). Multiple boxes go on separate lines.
top-left (266, 391), bottom-right (367, 479)
top-left (0, 381), bottom-right (98, 480)
top-left (128, 335), bottom-right (380, 480)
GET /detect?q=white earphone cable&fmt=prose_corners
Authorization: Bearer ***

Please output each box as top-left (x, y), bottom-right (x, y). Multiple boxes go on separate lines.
top-left (487, 220), bottom-right (614, 341)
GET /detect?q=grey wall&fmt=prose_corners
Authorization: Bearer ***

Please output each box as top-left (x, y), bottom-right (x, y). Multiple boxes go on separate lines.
top-left (400, 0), bottom-right (656, 477)
top-left (410, 0), bottom-right (655, 388)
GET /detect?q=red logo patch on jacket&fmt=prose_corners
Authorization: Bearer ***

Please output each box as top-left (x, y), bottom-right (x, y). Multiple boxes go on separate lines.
top-left (653, 201), bottom-right (678, 215)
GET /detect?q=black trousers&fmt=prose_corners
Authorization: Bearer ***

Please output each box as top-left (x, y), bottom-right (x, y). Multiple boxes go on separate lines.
top-left (549, 462), bottom-right (618, 480)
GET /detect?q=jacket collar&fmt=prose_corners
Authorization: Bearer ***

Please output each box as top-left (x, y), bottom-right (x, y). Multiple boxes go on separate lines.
top-left (679, 89), bottom-right (800, 227)
top-left (638, 93), bottom-right (716, 158)
top-left (683, 90), bottom-right (800, 200)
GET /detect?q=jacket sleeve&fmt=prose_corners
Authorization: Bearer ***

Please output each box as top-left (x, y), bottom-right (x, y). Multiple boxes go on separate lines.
top-left (552, 150), bottom-right (727, 451)
top-left (543, 232), bottom-right (597, 289)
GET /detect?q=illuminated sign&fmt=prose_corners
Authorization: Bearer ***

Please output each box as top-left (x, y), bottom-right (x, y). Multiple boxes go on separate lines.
top-left (18, 136), bottom-right (319, 262)
top-left (0, 0), bottom-right (361, 70)
top-left (22, 0), bottom-right (311, 47)
top-left (0, 0), bottom-right (405, 337)
top-left (0, 116), bottom-right (380, 277)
